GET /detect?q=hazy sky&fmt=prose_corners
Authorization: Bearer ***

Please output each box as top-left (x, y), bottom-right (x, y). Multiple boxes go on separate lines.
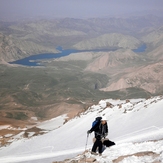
top-left (0, 0), bottom-right (163, 20)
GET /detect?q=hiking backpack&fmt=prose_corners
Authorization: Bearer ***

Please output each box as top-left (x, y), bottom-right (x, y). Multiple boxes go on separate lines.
top-left (92, 117), bottom-right (102, 127)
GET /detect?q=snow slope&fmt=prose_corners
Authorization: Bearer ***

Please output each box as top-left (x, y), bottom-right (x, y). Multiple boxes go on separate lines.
top-left (0, 96), bottom-right (163, 163)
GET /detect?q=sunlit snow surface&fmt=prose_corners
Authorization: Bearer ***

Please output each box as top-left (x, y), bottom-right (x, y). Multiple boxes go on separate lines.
top-left (0, 96), bottom-right (163, 163)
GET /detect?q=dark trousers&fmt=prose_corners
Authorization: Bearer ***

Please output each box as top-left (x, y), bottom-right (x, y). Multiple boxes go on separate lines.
top-left (92, 139), bottom-right (103, 154)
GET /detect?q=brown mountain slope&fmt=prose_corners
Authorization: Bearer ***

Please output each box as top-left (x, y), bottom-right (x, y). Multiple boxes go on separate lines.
top-left (0, 32), bottom-right (58, 62)
top-left (147, 44), bottom-right (163, 61)
top-left (142, 26), bottom-right (163, 47)
top-left (101, 61), bottom-right (163, 94)
top-left (0, 33), bottom-right (25, 62)
top-left (73, 33), bottom-right (140, 50)
top-left (85, 49), bottom-right (143, 75)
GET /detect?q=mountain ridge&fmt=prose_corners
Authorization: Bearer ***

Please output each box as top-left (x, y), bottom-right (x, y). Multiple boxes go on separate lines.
top-left (73, 33), bottom-right (140, 50)
top-left (0, 16), bottom-right (163, 62)
top-left (0, 96), bottom-right (163, 162)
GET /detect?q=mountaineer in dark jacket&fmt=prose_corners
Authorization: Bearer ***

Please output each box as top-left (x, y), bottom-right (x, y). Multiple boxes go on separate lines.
top-left (87, 116), bottom-right (108, 156)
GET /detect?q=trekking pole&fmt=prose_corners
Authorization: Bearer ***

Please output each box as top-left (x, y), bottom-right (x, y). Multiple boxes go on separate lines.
top-left (85, 133), bottom-right (89, 152)
top-left (84, 133), bottom-right (89, 163)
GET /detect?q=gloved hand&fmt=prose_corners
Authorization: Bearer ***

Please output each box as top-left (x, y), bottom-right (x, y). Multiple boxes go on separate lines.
top-left (87, 130), bottom-right (91, 134)
top-left (101, 138), bottom-right (105, 143)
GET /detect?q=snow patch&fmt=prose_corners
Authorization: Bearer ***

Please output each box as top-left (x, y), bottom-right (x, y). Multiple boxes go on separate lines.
top-left (0, 125), bottom-right (10, 130)
top-left (0, 96), bottom-right (163, 163)
top-left (37, 114), bottom-right (67, 130)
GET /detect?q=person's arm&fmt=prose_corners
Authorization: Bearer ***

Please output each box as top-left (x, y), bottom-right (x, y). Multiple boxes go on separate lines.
top-left (104, 123), bottom-right (108, 138)
top-left (87, 121), bottom-right (100, 134)
top-left (106, 123), bottom-right (108, 133)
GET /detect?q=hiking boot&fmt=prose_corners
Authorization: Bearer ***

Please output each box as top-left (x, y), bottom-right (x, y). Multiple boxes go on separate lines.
top-left (91, 151), bottom-right (98, 155)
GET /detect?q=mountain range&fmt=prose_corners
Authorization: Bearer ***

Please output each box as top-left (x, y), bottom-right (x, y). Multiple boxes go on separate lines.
top-left (0, 16), bottom-right (163, 62)
top-left (0, 15), bottom-right (163, 134)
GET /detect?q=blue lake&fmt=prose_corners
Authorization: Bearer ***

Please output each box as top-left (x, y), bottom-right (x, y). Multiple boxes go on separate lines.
top-left (9, 44), bottom-right (146, 66)
top-left (133, 44), bottom-right (146, 53)
top-left (9, 48), bottom-right (79, 66)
